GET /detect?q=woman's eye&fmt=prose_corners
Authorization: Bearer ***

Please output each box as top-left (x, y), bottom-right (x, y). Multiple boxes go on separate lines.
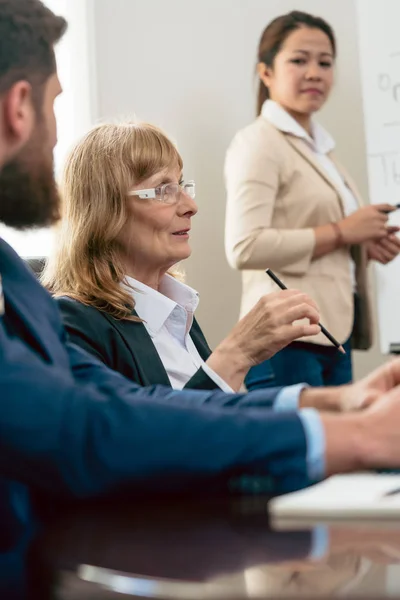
top-left (320, 61), bottom-right (332, 68)
top-left (291, 58), bottom-right (306, 65)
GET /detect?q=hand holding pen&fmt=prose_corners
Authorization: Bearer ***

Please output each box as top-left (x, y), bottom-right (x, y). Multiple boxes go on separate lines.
top-left (266, 269), bottom-right (345, 354)
top-left (335, 204), bottom-right (400, 246)
top-left (380, 203), bottom-right (400, 214)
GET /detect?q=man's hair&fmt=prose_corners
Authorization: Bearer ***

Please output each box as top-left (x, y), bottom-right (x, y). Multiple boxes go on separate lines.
top-left (0, 0), bottom-right (67, 100)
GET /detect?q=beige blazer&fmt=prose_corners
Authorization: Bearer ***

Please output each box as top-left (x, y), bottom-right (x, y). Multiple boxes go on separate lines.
top-left (224, 116), bottom-right (372, 349)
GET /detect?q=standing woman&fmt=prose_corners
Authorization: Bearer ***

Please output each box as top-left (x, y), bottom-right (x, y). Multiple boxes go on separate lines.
top-left (225, 11), bottom-right (400, 389)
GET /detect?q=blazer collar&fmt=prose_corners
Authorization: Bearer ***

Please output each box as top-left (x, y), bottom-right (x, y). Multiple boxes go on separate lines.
top-left (262, 99), bottom-right (335, 154)
top-left (188, 317), bottom-right (212, 362)
top-left (103, 309), bottom-right (172, 387)
top-left (123, 274), bottom-right (199, 337)
top-left (101, 310), bottom-right (211, 387)
top-left (261, 100), bottom-right (362, 209)
top-left (284, 135), bottom-right (362, 211)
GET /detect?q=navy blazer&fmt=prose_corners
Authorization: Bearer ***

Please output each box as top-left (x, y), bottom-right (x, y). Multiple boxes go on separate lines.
top-left (57, 296), bottom-right (220, 391)
top-left (0, 238), bottom-right (310, 503)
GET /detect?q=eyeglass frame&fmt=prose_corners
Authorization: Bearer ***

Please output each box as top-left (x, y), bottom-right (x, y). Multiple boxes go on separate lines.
top-left (128, 180), bottom-right (196, 204)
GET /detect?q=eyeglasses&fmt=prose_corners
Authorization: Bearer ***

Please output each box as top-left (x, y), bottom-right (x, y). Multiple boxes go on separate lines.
top-left (128, 180), bottom-right (196, 204)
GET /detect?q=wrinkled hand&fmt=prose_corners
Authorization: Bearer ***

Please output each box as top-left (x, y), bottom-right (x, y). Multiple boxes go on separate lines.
top-left (206, 290), bottom-right (321, 391)
top-left (366, 231), bottom-right (400, 264)
top-left (222, 289), bottom-right (320, 368)
top-left (338, 358), bottom-right (400, 412)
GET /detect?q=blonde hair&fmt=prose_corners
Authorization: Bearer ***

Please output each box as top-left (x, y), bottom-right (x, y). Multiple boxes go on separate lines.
top-left (42, 121), bottom-right (183, 320)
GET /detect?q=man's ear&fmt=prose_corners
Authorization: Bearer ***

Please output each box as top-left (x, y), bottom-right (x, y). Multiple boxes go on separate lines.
top-left (2, 81), bottom-right (35, 150)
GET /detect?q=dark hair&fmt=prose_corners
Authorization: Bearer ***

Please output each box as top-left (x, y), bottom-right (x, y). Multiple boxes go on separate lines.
top-left (256, 11), bottom-right (336, 115)
top-left (0, 0), bottom-right (67, 107)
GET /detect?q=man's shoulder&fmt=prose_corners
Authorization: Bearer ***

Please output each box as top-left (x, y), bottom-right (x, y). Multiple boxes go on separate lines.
top-left (0, 239), bottom-right (45, 284)
top-left (0, 239), bottom-right (66, 347)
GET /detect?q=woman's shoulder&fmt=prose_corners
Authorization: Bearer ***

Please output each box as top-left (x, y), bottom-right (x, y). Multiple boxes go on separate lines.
top-left (55, 296), bottom-right (121, 364)
top-left (57, 295), bottom-right (94, 310)
top-left (56, 295), bottom-right (108, 325)
top-left (56, 295), bottom-right (122, 353)
top-left (226, 117), bottom-right (288, 160)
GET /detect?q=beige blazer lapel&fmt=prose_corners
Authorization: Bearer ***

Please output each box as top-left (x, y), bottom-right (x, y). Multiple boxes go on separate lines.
top-left (329, 153), bottom-right (364, 207)
top-left (284, 134), bottom-right (349, 215)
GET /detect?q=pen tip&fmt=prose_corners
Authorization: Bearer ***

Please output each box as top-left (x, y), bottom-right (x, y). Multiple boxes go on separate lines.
top-left (338, 345), bottom-right (346, 355)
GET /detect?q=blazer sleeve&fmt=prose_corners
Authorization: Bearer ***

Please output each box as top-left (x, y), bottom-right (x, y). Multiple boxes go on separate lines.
top-left (0, 317), bottom-right (311, 499)
top-left (224, 127), bottom-right (315, 275)
top-left (184, 368), bottom-right (221, 391)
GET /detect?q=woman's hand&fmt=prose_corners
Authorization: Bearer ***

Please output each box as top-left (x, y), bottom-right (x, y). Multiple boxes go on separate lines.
top-left (206, 290), bottom-right (320, 391)
top-left (366, 231), bottom-right (400, 264)
top-left (338, 205), bottom-right (399, 245)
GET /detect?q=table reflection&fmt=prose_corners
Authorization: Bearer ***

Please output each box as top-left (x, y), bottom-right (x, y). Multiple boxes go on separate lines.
top-left (6, 496), bottom-right (400, 598)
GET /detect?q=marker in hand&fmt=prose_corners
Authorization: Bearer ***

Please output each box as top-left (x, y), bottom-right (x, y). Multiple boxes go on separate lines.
top-left (380, 204), bottom-right (400, 214)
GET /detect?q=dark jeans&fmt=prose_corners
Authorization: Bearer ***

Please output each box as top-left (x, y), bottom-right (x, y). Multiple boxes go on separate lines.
top-left (245, 337), bottom-right (353, 390)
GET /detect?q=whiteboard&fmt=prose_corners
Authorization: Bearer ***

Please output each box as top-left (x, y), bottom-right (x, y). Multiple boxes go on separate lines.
top-left (356, 0), bottom-right (400, 353)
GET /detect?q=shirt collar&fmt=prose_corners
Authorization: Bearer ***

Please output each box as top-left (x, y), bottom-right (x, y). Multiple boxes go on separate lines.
top-left (123, 274), bottom-right (199, 336)
top-left (261, 99), bottom-right (335, 155)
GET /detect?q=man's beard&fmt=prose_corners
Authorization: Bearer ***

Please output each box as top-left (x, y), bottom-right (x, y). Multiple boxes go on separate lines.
top-left (0, 122), bottom-right (60, 230)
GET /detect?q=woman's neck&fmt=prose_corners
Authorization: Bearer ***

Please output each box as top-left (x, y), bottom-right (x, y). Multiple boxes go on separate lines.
top-left (270, 99), bottom-right (313, 136)
top-left (120, 258), bottom-right (169, 291)
top-left (288, 109), bottom-right (312, 136)
top-left (125, 270), bottom-right (163, 291)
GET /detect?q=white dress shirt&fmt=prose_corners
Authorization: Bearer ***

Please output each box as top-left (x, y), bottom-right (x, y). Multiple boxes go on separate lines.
top-left (262, 100), bottom-right (358, 288)
top-left (124, 274), bottom-right (234, 391)
top-left (123, 273), bottom-right (323, 481)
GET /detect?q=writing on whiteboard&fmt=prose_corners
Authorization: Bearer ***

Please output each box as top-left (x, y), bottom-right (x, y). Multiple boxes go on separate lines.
top-left (377, 52), bottom-right (400, 127)
top-left (356, 0), bottom-right (400, 353)
top-left (366, 52), bottom-right (400, 197)
top-left (369, 151), bottom-right (400, 187)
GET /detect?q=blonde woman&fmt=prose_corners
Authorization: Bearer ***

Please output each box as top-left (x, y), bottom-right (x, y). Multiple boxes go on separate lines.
top-left (42, 122), bottom-right (321, 393)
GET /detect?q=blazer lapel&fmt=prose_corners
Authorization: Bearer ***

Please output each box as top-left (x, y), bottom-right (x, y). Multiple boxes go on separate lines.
top-left (105, 313), bottom-right (212, 385)
top-left (190, 317), bottom-right (212, 361)
top-left (328, 154), bottom-right (364, 208)
top-left (103, 310), bottom-right (172, 387)
top-left (284, 135), bottom-right (349, 213)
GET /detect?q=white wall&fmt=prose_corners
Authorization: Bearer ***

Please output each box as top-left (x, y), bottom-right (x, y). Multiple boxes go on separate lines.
top-left (0, 0), bottom-right (97, 257)
top-left (91, 0), bottom-right (386, 379)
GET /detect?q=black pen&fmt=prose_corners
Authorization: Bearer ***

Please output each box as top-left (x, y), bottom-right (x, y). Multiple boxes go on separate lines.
top-left (265, 268), bottom-right (345, 355)
top-left (383, 487), bottom-right (400, 497)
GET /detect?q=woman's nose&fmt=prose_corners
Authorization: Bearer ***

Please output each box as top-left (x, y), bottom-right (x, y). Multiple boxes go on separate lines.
top-left (306, 62), bottom-right (322, 80)
top-left (178, 191), bottom-right (198, 216)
